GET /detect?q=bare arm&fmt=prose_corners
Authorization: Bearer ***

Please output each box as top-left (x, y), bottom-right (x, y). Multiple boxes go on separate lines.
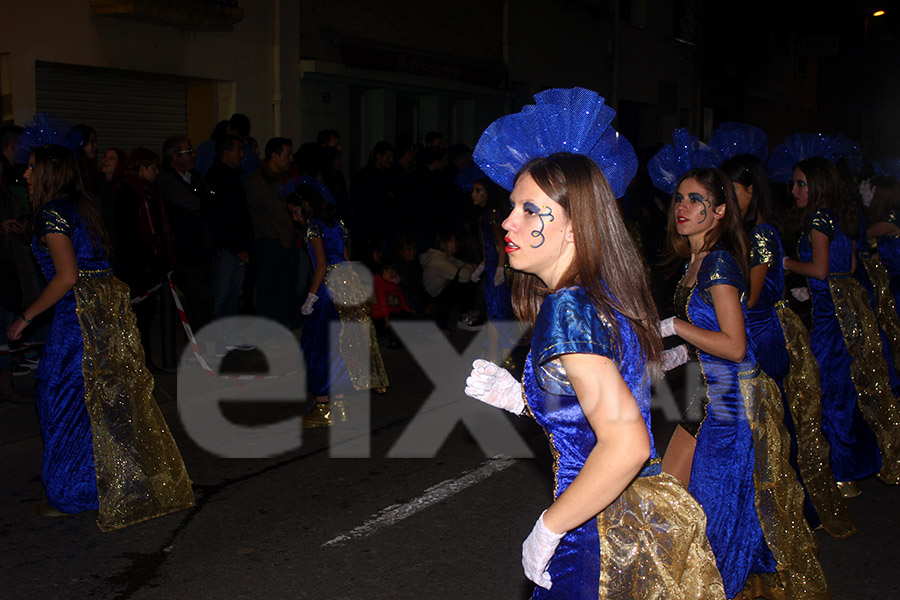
top-left (867, 221), bottom-right (900, 239)
top-left (784, 229), bottom-right (829, 280)
top-left (541, 353), bottom-right (650, 534)
top-left (8, 234), bottom-right (79, 340)
top-left (673, 283), bottom-right (747, 363)
top-left (746, 264), bottom-right (768, 309)
top-left (308, 237), bottom-right (328, 296)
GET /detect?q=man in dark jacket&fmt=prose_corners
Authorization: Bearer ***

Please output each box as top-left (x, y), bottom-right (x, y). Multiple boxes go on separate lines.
top-left (159, 134), bottom-right (214, 330)
top-left (205, 135), bottom-right (254, 319)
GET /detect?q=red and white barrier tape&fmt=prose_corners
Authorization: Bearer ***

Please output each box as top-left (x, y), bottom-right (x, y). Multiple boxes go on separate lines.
top-left (166, 275), bottom-right (300, 381)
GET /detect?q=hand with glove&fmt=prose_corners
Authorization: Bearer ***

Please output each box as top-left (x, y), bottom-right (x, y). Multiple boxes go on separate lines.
top-left (522, 510), bottom-right (566, 590)
top-left (661, 344), bottom-right (689, 372)
top-left (464, 358), bottom-right (525, 414)
top-left (301, 292), bottom-right (319, 315)
top-left (471, 262), bottom-right (486, 283)
top-left (860, 179), bottom-right (875, 208)
top-left (790, 286), bottom-right (810, 302)
top-left (493, 265), bottom-right (505, 286)
top-left (659, 317), bottom-right (677, 338)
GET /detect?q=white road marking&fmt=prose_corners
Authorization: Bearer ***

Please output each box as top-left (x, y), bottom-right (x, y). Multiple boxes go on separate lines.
top-left (322, 455), bottom-right (518, 547)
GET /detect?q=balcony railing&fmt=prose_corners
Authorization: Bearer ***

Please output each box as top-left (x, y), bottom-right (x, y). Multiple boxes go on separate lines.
top-left (88, 0), bottom-right (244, 32)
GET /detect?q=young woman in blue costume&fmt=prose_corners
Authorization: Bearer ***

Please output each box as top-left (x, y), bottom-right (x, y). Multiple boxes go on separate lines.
top-left (465, 152), bottom-right (725, 597)
top-left (866, 176), bottom-right (900, 309)
top-left (720, 155), bottom-right (855, 540)
top-left (783, 157), bottom-right (900, 495)
top-left (470, 176), bottom-right (516, 362)
top-left (6, 144), bottom-right (194, 530)
top-left (289, 184), bottom-right (388, 428)
top-left (659, 168), bottom-right (828, 599)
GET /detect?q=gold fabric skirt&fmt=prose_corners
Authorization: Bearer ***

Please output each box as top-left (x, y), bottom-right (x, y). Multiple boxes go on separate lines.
top-left (328, 263), bottom-right (389, 392)
top-left (830, 276), bottom-right (900, 484)
top-left (75, 275), bottom-right (195, 532)
top-left (596, 471), bottom-right (726, 600)
top-left (775, 301), bottom-right (856, 540)
top-left (862, 255), bottom-right (900, 378)
top-left (739, 372), bottom-right (830, 600)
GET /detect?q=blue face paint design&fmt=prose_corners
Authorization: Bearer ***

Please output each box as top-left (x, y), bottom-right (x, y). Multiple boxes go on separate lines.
top-left (689, 192), bottom-right (711, 224)
top-left (527, 203), bottom-right (555, 248)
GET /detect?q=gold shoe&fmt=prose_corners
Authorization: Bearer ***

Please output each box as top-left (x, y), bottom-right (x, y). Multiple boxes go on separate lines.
top-left (303, 402), bottom-right (334, 428)
top-left (330, 399), bottom-right (348, 423)
top-left (35, 502), bottom-right (71, 518)
top-left (836, 480), bottom-right (862, 498)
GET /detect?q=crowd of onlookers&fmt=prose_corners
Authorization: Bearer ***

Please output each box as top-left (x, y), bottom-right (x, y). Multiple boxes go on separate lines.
top-left (0, 113), bottom-right (519, 396)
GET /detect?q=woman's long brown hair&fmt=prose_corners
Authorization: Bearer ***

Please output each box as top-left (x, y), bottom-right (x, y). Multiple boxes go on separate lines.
top-left (664, 168), bottom-right (750, 282)
top-left (510, 153), bottom-right (662, 366)
top-left (795, 156), bottom-right (860, 239)
top-left (30, 144), bottom-right (111, 257)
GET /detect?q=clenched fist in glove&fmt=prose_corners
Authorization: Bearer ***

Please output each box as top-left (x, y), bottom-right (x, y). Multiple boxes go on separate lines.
top-left (661, 344), bottom-right (689, 372)
top-left (464, 358), bottom-right (525, 414)
top-left (301, 293), bottom-right (319, 315)
top-left (659, 317), bottom-right (677, 338)
top-left (522, 510), bottom-right (566, 590)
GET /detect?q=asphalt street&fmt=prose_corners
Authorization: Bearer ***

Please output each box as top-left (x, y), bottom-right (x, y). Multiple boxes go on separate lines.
top-left (1, 327), bottom-right (898, 599)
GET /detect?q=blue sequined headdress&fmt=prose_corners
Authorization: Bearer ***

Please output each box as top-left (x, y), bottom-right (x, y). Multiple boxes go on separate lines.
top-left (14, 113), bottom-right (79, 164)
top-left (707, 122), bottom-right (768, 165)
top-left (766, 133), bottom-right (862, 183)
top-left (278, 174), bottom-right (336, 205)
top-left (647, 128), bottom-right (718, 195)
top-left (473, 87), bottom-right (637, 198)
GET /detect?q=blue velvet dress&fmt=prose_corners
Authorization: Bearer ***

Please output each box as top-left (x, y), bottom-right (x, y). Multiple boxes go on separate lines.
top-left (876, 210), bottom-right (900, 307)
top-left (676, 250), bottom-right (828, 599)
top-left (798, 209), bottom-right (896, 482)
top-left (479, 209), bottom-right (513, 323)
top-left (749, 224), bottom-right (855, 540)
top-left (33, 197), bottom-right (194, 530)
top-left (524, 287), bottom-right (724, 600)
top-left (300, 219), bottom-right (387, 397)
top-left (33, 199), bottom-right (105, 514)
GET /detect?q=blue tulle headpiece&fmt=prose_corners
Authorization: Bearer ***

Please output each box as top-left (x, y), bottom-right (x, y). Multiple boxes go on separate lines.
top-left (647, 128), bottom-right (718, 195)
top-left (473, 87), bottom-right (637, 198)
top-left (278, 174), bottom-right (336, 205)
top-left (454, 164), bottom-right (487, 191)
top-left (766, 133), bottom-right (862, 183)
top-left (873, 159), bottom-right (900, 179)
top-left (14, 113), bottom-right (79, 164)
top-left (707, 122), bottom-right (768, 165)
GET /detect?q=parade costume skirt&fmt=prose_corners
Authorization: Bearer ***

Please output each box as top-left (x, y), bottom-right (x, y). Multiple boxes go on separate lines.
top-left (775, 301), bottom-right (856, 540)
top-left (861, 255), bottom-right (900, 391)
top-left (828, 276), bottom-right (900, 484)
top-left (737, 369), bottom-right (830, 599)
top-left (37, 274), bottom-right (195, 531)
top-left (301, 263), bottom-right (388, 397)
top-left (534, 464), bottom-right (725, 600)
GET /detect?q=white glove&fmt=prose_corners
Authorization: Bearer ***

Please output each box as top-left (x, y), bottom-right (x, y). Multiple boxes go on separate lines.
top-left (791, 286), bottom-right (810, 302)
top-left (301, 292), bottom-right (319, 315)
top-left (522, 510), bottom-right (565, 590)
top-left (464, 358), bottom-right (525, 414)
top-left (661, 344), bottom-right (689, 372)
top-left (493, 265), bottom-right (505, 286)
top-left (659, 317), bottom-right (676, 338)
top-left (470, 262), bottom-right (486, 283)
top-left (860, 179), bottom-right (875, 207)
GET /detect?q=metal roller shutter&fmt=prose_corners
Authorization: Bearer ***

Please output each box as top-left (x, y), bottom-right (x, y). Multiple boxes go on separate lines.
top-left (35, 61), bottom-right (187, 154)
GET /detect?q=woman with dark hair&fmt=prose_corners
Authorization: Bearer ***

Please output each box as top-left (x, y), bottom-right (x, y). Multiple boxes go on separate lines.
top-left (720, 154), bottom-right (855, 539)
top-left (97, 147), bottom-right (128, 248)
top-left (114, 147), bottom-right (177, 369)
top-left (470, 176), bottom-right (516, 361)
top-left (288, 184), bottom-right (388, 427)
top-left (660, 167), bottom-right (828, 598)
top-left (784, 157), bottom-right (900, 495)
top-left (466, 87), bottom-right (726, 599)
top-left (6, 144), bottom-right (193, 529)
top-left (866, 176), bottom-right (900, 311)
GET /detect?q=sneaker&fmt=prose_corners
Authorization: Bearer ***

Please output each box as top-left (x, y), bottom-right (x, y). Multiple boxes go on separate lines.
top-left (225, 343), bottom-right (257, 352)
top-left (458, 314), bottom-right (484, 331)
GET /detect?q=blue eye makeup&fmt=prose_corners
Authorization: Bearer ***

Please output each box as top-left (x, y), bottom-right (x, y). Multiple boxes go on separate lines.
top-left (523, 201), bottom-right (541, 214)
top-left (688, 192), bottom-right (705, 203)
